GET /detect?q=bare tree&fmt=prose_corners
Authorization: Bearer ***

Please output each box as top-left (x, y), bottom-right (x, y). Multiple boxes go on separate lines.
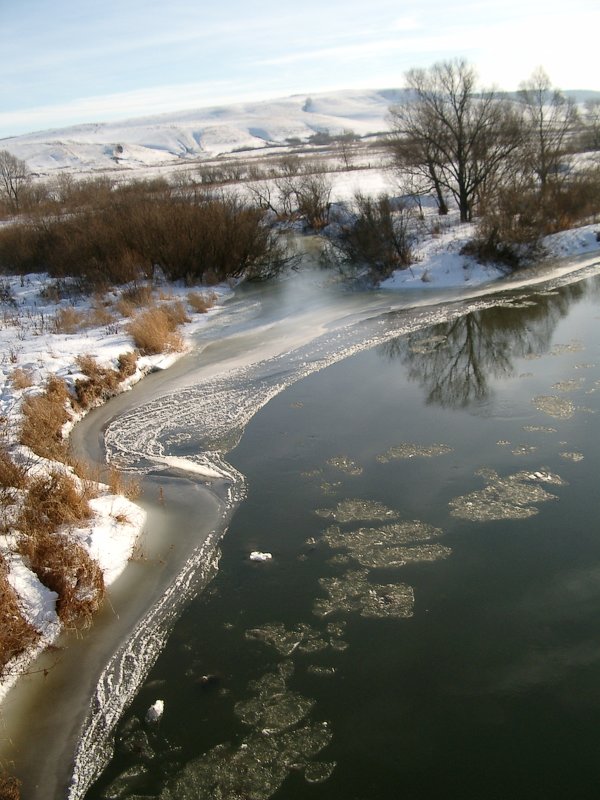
top-left (0, 150), bottom-right (29, 213)
top-left (581, 98), bottom-right (600, 152)
top-left (518, 68), bottom-right (578, 189)
top-left (388, 59), bottom-right (523, 223)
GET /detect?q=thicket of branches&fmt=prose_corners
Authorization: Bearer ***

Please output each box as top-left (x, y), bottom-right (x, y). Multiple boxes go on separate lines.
top-left (388, 60), bottom-right (600, 265)
top-left (0, 179), bottom-right (295, 286)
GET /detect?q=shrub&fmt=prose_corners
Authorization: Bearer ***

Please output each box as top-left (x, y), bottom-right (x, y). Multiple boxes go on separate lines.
top-left (20, 376), bottom-right (70, 461)
top-left (126, 306), bottom-right (184, 355)
top-left (328, 193), bottom-right (416, 278)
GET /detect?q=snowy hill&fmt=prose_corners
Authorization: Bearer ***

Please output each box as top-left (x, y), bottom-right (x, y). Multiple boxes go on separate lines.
top-left (1, 89), bottom-right (407, 176)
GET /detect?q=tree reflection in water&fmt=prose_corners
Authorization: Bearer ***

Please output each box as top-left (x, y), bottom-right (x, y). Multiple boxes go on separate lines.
top-left (379, 281), bottom-right (588, 409)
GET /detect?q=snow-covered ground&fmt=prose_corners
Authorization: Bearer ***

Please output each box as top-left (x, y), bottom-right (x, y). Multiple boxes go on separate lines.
top-left (3, 89), bottom-right (401, 177)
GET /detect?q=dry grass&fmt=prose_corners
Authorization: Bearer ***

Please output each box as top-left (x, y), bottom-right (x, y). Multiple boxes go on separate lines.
top-left (73, 355), bottom-right (120, 411)
top-left (88, 303), bottom-right (116, 328)
top-left (115, 284), bottom-right (154, 317)
top-left (17, 471), bottom-right (103, 627)
top-left (18, 470), bottom-right (92, 536)
top-left (8, 368), bottom-right (33, 391)
top-left (20, 376), bottom-right (70, 461)
top-left (0, 555), bottom-right (40, 680)
top-left (0, 448), bottom-right (27, 492)
top-left (19, 531), bottom-right (104, 626)
top-left (117, 351), bottom-right (138, 378)
top-left (187, 290), bottom-right (217, 314)
top-left (126, 305), bottom-right (184, 355)
top-left (106, 464), bottom-right (141, 500)
top-left (0, 772), bottom-right (21, 800)
top-left (162, 300), bottom-right (190, 327)
top-left (53, 306), bottom-right (83, 334)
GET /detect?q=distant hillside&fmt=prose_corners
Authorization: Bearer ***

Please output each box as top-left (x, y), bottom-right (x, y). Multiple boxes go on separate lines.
top-left (1, 89), bottom-right (409, 176)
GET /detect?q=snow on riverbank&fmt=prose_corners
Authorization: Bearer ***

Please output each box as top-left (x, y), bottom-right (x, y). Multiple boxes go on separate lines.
top-left (0, 275), bottom-right (230, 702)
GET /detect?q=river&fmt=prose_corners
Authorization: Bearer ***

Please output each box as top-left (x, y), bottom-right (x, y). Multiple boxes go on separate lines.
top-left (2, 241), bottom-right (600, 799)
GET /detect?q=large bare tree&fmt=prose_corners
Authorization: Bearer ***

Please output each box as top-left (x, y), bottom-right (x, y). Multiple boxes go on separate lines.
top-left (517, 68), bottom-right (578, 189)
top-left (0, 149), bottom-right (29, 213)
top-left (388, 60), bottom-right (523, 223)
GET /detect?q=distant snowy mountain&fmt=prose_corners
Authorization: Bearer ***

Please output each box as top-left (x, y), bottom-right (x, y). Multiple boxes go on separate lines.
top-left (1, 89), bottom-right (408, 176)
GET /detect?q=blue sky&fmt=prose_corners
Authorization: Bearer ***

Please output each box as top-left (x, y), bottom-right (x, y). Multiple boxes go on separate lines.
top-left (1, 0), bottom-right (598, 138)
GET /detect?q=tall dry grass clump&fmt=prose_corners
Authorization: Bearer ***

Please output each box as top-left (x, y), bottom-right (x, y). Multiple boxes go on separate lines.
top-left (53, 306), bottom-right (83, 334)
top-left (105, 464), bottom-right (141, 501)
top-left (0, 771), bottom-right (21, 800)
top-left (0, 448), bottom-right (27, 494)
top-left (20, 376), bottom-right (70, 461)
top-left (126, 305), bottom-right (184, 355)
top-left (19, 532), bottom-right (104, 626)
top-left (18, 470), bottom-right (92, 535)
top-left (187, 290), bottom-right (217, 313)
top-left (8, 368), bottom-right (33, 391)
top-left (73, 353), bottom-right (139, 410)
top-left (17, 471), bottom-right (104, 626)
top-left (0, 555), bottom-right (40, 679)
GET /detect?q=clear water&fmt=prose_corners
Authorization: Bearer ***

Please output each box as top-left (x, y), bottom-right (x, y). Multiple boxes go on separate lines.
top-left (81, 269), bottom-right (600, 800)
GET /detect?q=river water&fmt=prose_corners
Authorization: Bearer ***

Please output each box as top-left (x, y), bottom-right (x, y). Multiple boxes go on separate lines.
top-left (3, 242), bottom-right (600, 799)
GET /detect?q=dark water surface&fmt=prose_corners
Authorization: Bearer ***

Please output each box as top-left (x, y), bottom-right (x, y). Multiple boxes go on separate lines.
top-left (85, 273), bottom-right (600, 800)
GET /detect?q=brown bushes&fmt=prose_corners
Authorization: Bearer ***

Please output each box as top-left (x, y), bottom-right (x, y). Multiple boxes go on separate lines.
top-left (126, 306), bottom-right (184, 355)
top-left (20, 376), bottom-right (70, 461)
top-left (0, 183), bottom-right (292, 286)
top-left (0, 555), bottom-right (40, 679)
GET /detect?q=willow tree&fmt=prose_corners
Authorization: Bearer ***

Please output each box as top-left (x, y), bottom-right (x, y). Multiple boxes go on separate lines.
top-left (388, 60), bottom-right (523, 222)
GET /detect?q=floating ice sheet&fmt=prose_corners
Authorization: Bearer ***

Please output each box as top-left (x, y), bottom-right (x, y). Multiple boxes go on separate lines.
top-left (449, 467), bottom-right (565, 521)
top-left (322, 522), bottom-right (449, 569)
top-left (560, 451), bottom-right (584, 462)
top-left (160, 662), bottom-right (333, 800)
top-left (532, 395), bottom-right (576, 419)
top-left (326, 456), bottom-right (363, 476)
top-left (314, 569), bottom-right (414, 619)
top-left (552, 379), bottom-right (584, 392)
top-left (522, 425), bottom-right (557, 433)
top-left (315, 499), bottom-right (398, 524)
top-left (244, 622), bottom-right (345, 657)
top-left (376, 442), bottom-right (453, 462)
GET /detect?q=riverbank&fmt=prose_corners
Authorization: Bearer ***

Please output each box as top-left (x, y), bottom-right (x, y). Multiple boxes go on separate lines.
top-left (0, 277), bottom-right (231, 705)
top-left (2, 221), bottom-right (600, 704)
top-left (0, 217), bottom-right (600, 792)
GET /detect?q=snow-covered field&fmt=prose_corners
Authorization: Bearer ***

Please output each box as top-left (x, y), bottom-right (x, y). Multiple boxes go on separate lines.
top-left (3, 89), bottom-right (402, 177)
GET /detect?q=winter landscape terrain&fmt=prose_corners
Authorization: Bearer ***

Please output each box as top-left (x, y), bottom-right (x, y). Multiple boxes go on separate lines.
top-left (1, 81), bottom-right (600, 799)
